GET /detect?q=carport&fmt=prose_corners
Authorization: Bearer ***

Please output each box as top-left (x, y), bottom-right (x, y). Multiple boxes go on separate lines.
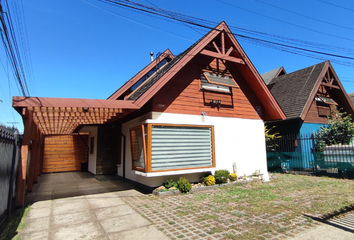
top-left (24, 171), bottom-right (147, 205)
top-left (12, 96), bottom-right (140, 207)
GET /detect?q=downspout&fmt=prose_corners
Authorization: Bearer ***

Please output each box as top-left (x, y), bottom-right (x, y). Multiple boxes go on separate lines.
top-left (121, 133), bottom-right (126, 181)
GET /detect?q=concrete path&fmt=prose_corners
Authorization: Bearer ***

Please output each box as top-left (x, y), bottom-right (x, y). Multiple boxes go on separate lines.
top-left (19, 172), bottom-right (169, 240)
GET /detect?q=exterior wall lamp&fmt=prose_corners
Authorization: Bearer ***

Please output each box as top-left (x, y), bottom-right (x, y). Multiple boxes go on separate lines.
top-left (210, 100), bottom-right (221, 109)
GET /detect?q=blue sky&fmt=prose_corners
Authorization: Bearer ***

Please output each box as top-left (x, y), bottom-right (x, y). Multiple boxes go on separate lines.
top-left (1, 0), bottom-right (354, 133)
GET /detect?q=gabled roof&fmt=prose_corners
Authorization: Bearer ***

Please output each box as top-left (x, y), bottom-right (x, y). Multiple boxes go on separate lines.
top-left (348, 92), bottom-right (354, 105)
top-left (261, 67), bottom-right (286, 85)
top-left (114, 21), bottom-right (285, 120)
top-left (13, 21), bottom-right (286, 136)
top-left (108, 49), bottom-right (174, 100)
top-left (266, 60), bottom-right (354, 120)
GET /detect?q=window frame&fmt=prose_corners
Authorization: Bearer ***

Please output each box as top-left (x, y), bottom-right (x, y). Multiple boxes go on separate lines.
top-left (129, 125), bottom-right (148, 172)
top-left (130, 123), bottom-right (216, 173)
top-left (202, 69), bottom-right (239, 88)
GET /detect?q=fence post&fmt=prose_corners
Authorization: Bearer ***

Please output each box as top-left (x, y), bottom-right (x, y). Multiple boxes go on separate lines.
top-left (311, 132), bottom-right (317, 175)
top-left (7, 130), bottom-right (19, 217)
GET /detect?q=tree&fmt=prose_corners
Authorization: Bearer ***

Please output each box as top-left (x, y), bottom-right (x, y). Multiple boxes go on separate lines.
top-left (315, 108), bottom-right (354, 151)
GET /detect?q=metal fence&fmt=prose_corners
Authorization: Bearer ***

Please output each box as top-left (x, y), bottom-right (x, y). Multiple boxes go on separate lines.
top-left (0, 126), bottom-right (21, 225)
top-left (266, 133), bottom-right (354, 178)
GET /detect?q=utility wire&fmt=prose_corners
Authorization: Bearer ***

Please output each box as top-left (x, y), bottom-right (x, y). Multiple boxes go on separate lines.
top-left (0, 1), bottom-right (30, 96)
top-left (316, 0), bottom-right (354, 13)
top-left (96, 0), bottom-right (354, 66)
top-left (253, 0), bottom-right (354, 31)
top-left (217, 0), bottom-right (354, 42)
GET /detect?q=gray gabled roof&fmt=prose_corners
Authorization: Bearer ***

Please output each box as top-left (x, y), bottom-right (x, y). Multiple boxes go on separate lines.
top-left (348, 93), bottom-right (354, 105)
top-left (261, 67), bottom-right (284, 85)
top-left (267, 61), bottom-right (327, 119)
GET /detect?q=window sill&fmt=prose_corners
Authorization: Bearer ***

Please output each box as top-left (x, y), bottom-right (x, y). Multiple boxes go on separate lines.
top-left (132, 168), bottom-right (216, 177)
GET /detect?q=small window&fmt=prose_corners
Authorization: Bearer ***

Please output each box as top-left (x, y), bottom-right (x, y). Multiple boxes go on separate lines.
top-left (200, 72), bottom-right (230, 93)
top-left (317, 96), bottom-right (337, 105)
top-left (203, 70), bottom-right (238, 87)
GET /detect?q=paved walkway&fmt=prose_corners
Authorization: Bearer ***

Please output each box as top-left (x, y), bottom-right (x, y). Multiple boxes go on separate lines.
top-left (19, 172), bottom-right (169, 240)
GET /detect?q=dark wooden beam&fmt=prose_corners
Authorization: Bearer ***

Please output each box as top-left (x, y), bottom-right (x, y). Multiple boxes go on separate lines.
top-left (199, 49), bottom-right (245, 64)
top-left (212, 41), bottom-right (221, 54)
top-left (321, 82), bottom-right (340, 89)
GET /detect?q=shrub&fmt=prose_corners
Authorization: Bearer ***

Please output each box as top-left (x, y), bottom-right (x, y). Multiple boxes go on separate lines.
top-left (204, 175), bottom-right (215, 186)
top-left (229, 173), bottom-right (237, 181)
top-left (177, 177), bottom-right (192, 193)
top-left (316, 108), bottom-right (354, 152)
top-left (163, 179), bottom-right (176, 189)
top-left (214, 170), bottom-right (230, 184)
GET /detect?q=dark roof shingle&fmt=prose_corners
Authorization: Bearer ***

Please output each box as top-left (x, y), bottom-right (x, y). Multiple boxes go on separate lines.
top-left (267, 61), bottom-right (327, 119)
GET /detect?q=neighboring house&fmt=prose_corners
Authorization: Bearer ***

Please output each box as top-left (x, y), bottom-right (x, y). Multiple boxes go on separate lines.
top-left (262, 60), bottom-right (354, 169)
top-left (13, 21), bottom-right (285, 206)
top-left (348, 92), bottom-right (354, 106)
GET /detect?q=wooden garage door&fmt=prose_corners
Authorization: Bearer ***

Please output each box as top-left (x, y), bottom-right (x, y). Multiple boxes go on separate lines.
top-left (43, 134), bottom-right (88, 173)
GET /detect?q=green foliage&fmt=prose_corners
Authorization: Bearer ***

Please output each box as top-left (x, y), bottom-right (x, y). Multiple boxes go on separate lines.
top-left (316, 108), bottom-right (354, 151)
top-left (205, 175), bottom-right (215, 186)
top-left (163, 179), bottom-right (177, 189)
top-left (229, 173), bottom-right (238, 181)
top-left (265, 126), bottom-right (281, 151)
top-left (214, 170), bottom-right (230, 184)
top-left (252, 170), bottom-right (260, 177)
top-left (176, 177), bottom-right (191, 193)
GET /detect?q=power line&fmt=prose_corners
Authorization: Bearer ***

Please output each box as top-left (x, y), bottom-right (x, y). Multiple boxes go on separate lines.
top-left (253, 0), bottom-right (354, 31)
top-left (96, 0), bottom-right (354, 66)
top-left (0, 0), bottom-right (30, 96)
top-left (316, 0), bottom-right (354, 13)
top-left (217, 0), bottom-right (354, 42)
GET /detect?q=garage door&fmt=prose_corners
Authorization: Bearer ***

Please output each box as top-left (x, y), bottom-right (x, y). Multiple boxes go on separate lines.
top-left (43, 134), bottom-right (88, 173)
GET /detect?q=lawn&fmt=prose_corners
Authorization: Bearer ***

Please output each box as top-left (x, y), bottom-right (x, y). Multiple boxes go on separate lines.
top-left (122, 174), bottom-right (354, 239)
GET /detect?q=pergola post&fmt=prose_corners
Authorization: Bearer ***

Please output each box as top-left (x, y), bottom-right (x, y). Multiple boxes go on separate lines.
top-left (16, 108), bottom-right (34, 207)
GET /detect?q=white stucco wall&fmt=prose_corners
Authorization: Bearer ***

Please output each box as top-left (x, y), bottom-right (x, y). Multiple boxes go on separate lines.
top-left (121, 112), bottom-right (267, 187)
top-left (80, 126), bottom-right (98, 174)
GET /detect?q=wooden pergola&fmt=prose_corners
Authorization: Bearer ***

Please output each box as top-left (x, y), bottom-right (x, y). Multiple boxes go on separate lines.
top-left (12, 96), bottom-right (139, 206)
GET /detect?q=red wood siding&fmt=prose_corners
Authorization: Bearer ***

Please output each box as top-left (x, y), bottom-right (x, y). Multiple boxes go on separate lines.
top-left (151, 58), bottom-right (262, 119)
top-left (304, 99), bottom-right (335, 124)
top-left (43, 134), bottom-right (88, 173)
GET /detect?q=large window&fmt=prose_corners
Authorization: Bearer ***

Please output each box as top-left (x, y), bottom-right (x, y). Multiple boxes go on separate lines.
top-left (129, 124), bottom-right (215, 172)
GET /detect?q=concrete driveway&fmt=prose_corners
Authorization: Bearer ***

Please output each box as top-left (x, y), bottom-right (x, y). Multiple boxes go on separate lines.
top-left (19, 172), bottom-right (169, 240)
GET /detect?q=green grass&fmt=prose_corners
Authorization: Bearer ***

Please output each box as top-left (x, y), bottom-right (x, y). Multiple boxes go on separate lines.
top-left (126, 174), bottom-right (354, 239)
top-left (0, 205), bottom-right (31, 240)
top-left (196, 214), bottom-right (217, 222)
top-left (194, 193), bottom-right (209, 201)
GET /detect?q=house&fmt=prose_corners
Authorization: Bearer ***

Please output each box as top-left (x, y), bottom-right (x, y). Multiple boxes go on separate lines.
top-left (262, 61), bottom-right (354, 169)
top-left (348, 92), bottom-right (354, 106)
top-left (13, 21), bottom-right (285, 206)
